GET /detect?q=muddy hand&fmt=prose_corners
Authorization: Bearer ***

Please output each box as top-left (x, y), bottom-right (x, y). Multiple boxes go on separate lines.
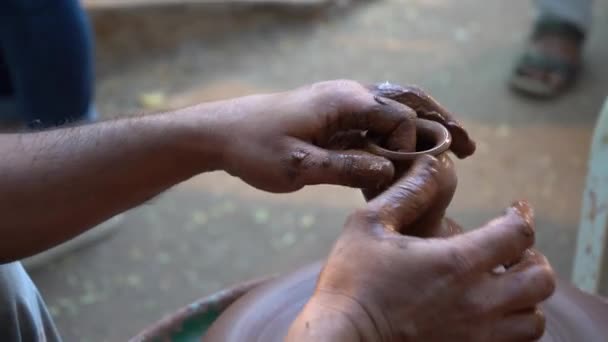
top-left (361, 83), bottom-right (473, 204)
top-left (219, 80), bottom-right (418, 193)
top-left (369, 82), bottom-right (476, 158)
top-left (288, 157), bottom-right (555, 342)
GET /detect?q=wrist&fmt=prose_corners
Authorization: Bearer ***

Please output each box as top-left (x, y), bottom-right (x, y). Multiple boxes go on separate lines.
top-left (164, 101), bottom-right (234, 174)
top-left (287, 301), bottom-right (360, 341)
top-left (287, 291), bottom-right (381, 342)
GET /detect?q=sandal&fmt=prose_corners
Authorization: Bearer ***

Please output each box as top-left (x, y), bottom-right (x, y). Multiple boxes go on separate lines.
top-left (510, 17), bottom-right (585, 98)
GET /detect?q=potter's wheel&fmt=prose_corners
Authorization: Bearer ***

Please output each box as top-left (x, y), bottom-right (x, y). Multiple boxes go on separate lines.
top-left (204, 262), bottom-right (608, 342)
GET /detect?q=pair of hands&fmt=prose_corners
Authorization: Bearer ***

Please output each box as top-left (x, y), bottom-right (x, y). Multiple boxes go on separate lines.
top-left (212, 80), bottom-right (555, 341)
top-left (216, 80), bottom-right (474, 193)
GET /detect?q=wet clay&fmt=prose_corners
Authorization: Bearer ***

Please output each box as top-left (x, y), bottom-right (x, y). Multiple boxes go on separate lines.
top-left (365, 119), bottom-right (452, 161)
top-left (203, 262), bottom-right (608, 342)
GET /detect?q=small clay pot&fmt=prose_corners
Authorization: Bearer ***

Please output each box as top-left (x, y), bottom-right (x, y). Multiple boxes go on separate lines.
top-left (364, 118), bottom-right (452, 161)
top-left (204, 262), bottom-right (608, 342)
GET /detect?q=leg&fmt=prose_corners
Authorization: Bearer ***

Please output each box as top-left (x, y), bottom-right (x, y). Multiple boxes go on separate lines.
top-left (536, 0), bottom-right (593, 33)
top-left (0, 0), bottom-right (95, 128)
top-left (510, 0), bottom-right (594, 97)
top-left (0, 263), bottom-right (61, 341)
top-left (0, 52), bottom-right (20, 124)
top-left (0, 51), bottom-right (13, 97)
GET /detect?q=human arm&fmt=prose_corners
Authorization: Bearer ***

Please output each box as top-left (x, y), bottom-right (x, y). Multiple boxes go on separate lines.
top-left (0, 80), bottom-right (419, 263)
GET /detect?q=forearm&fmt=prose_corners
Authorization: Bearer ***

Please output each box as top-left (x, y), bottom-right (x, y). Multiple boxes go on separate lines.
top-left (0, 103), bottom-right (227, 263)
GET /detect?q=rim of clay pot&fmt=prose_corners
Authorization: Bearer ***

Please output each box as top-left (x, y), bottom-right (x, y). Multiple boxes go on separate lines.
top-left (365, 118), bottom-right (451, 160)
top-left (129, 276), bottom-right (274, 342)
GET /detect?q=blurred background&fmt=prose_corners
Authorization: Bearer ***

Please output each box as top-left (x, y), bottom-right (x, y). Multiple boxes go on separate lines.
top-left (18, 0), bottom-right (608, 340)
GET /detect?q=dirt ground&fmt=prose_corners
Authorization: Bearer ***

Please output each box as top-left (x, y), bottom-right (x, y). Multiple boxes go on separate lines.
top-left (28, 0), bottom-right (608, 340)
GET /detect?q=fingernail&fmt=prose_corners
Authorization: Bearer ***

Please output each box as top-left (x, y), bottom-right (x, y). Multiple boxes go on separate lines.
top-left (374, 95), bottom-right (388, 105)
top-left (507, 200), bottom-right (534, 234)
top-left (510, 200), bottom-right (533, 220)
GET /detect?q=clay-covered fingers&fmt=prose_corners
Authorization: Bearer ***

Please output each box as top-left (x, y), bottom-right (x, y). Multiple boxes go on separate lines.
top-left (441, 201), bottom-right (535, 275)
top-left (360, 117), bottom-right (419, 202)
top-left (309, 81), bottom-right (417, 145)
top-left (485, 250), bottom-right (555, 313)
top-left (287, 141), bottom-right (395, 189)
top-left (368, 82), bottom-right (476, 159)
top-left (491, 309), bottom-right (546, 342)
top-left (341, 96), bottom-right (416, 140)
top-left (402, 153), bottom-right (457, 238)
top-left (366, 155), bottom-right (440, 232)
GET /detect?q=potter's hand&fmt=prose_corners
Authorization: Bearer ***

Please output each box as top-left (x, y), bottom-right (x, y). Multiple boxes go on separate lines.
top-left (217, 80), bottom-right (417, 193)
top-left (369, 83), bottom-right (476, 159)
top-left (362, 83), bottom-right (475, 202)
top-left (287, 156), bottom-right (556, 342)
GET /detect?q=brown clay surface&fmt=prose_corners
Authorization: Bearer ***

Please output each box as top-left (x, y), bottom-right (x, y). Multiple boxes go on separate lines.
top-left (204, 262), bottom-right (608, 341)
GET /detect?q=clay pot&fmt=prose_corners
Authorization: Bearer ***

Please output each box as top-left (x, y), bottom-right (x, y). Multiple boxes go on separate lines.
top-left (204, 262), bottom-right (608, 342)
top-left (130, 277), bottom-right (270, 341)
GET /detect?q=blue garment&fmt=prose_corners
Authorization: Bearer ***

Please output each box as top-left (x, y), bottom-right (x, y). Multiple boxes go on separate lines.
top-left (0, 262), bottom-right (61, 341)
top-left (0, 2), bottom-right (94, 339)
top-left (536, 0), bottom-right (593, 33)
top-left (0, 0), bottom-right (95, 128)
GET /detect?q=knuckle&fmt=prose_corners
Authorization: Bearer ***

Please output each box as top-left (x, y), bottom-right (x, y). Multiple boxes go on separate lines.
top-left (311, 79), bottom-right (363, 100)
top-left (324, 153), bottom-right (378, 186)
top-left (330, 79), bottom-right (365, 92)
top-left (327, 81), bottom-right (371, 110)
top-left (346, 208), bottom-right (381, 232)
top-left (397, 103), bottom-right (417, 118)
top-left (309, 81), bottom-right (366, 123)
top-left (461, 291), bottom-right (490, 318)
top-left (336, 153), bottom-right (356, 175)
top-left (442, 244), bottom-right (475, 275)
top-left (348, 208), bottom-right (371, 221)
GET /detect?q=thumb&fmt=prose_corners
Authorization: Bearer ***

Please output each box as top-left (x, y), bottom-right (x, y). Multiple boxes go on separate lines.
top-left (366, 155), bottom-right (440, 233)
